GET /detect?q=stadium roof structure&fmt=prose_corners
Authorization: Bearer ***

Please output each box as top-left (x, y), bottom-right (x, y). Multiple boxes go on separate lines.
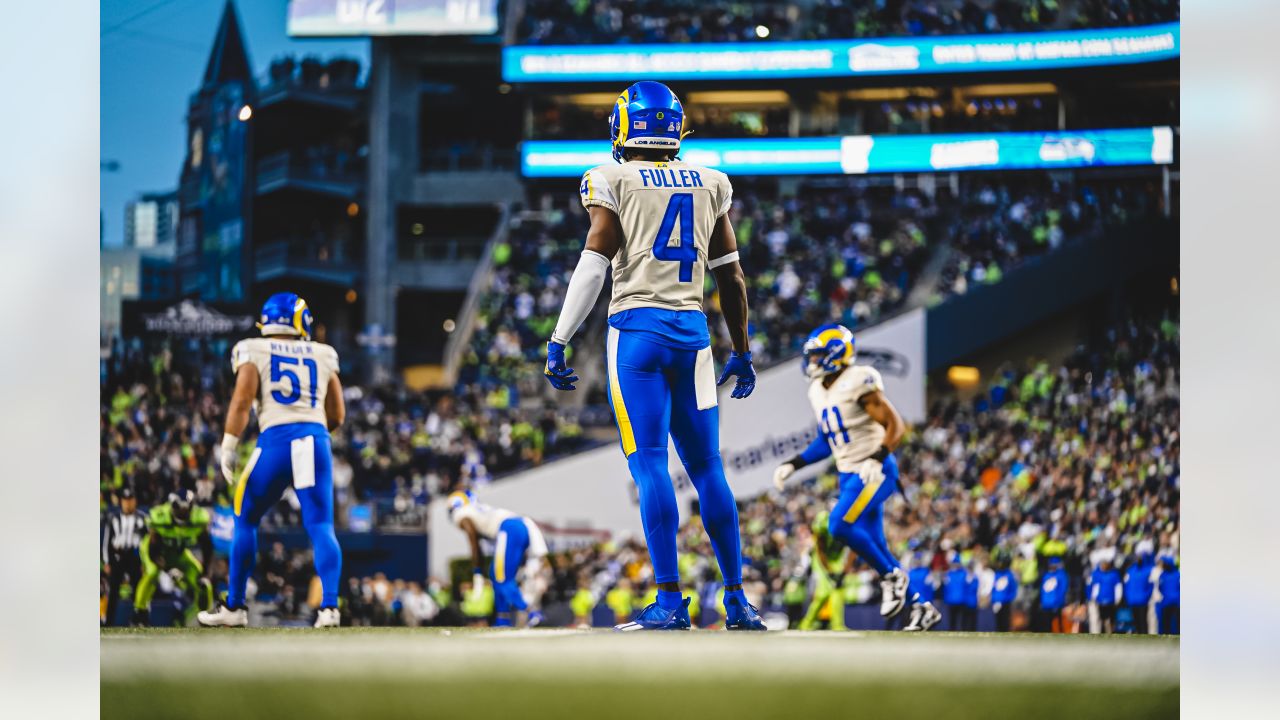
top-left (202, 0), bottom-right (252, 89)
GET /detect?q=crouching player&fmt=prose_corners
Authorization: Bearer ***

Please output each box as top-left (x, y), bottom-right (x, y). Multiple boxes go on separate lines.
top-left (132, 489), bottom-right (214, 626)
top-left (198, 292), bottom-right (345, 628)
top-left (448, 490), bottom-right (549, 627)
top-left (773, 324), bottom-right (941, 632)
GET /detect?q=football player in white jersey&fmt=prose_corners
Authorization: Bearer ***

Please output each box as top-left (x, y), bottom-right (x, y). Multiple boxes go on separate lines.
top-left (448, 489), bottom-right (549, 627)
top-left (543, 81), bottom-right (765, 631)
top-left (772, 324), bottom-right (942, 632)
top-left (198, 292), bottom-right (345, 628)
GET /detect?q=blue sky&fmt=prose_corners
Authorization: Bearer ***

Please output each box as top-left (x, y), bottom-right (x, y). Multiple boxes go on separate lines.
top-left (101, 0), bottom-right (368, 247)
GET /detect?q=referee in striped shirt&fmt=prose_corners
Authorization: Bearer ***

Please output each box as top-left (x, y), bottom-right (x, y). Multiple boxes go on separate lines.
top-left (102, 486), bottom-right (146, 626)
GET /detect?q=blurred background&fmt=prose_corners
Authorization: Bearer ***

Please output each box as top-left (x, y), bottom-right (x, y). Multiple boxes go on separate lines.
top-left (100, 0), bottom-right (1178, 634)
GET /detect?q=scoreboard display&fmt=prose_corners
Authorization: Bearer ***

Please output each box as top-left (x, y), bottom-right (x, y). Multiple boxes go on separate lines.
top-left (287, 0), bottom-right (500, 37)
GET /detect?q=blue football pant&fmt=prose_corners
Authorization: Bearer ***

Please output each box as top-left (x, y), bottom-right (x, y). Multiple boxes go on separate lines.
top-left (606, 327), bottom-right (742, 587)
top-left (828, 455), bottom-right (922, 600)
top-left (491, 517), bottom-right (530, 626)
top-left (229, 427), bottom-right (342, 608)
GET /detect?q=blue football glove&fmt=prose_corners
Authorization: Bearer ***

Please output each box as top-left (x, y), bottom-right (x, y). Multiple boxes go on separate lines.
top-left (544, 341), bottom-right (578, 391)
top-left (717, 351), bottom-right (756, 399)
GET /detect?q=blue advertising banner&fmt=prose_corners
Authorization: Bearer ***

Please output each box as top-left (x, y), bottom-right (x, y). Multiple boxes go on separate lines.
top-left (504, 22), bottom-right (1178, 82)
top-left (521, 127), bottom-right (1175, 177)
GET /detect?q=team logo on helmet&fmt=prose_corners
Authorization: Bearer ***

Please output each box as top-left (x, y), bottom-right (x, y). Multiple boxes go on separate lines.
top-left (801, 324), bottom-right (856, 379)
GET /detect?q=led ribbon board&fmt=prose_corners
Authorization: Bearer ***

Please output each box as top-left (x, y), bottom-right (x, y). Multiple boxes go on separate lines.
top-left (504, 22), bottom-right (1179, 82)
top-left (521, 127), bottom-right (1175, 177)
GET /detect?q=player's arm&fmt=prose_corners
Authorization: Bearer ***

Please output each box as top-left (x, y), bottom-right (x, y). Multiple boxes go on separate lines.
top-left (851, 389), bottom-right (905, 486)
top-left (198, 526), bottom-right (214, 579)
top-left (773, 426), bottom-right (833, 491)
top-left (544, 205), bottom-right (623, 391)
top-left (220, 364), bottom-right (259, 484)
top-left (708, 213), bottom-right (755, 399)
top-left (858, 390), bottom-right (905, 452)
top-left (325, 373), bottom-right (345, 431)
top-left (457, 516), bottom-right (487, 599)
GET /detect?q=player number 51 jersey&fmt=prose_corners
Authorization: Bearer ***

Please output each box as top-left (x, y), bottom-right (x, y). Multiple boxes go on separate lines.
top-left (580, 160), bottom-right (733, 316)
top-left (807, 365), bottom-right (886, 473)
top-left (232, 337), bottom-right (339, 431)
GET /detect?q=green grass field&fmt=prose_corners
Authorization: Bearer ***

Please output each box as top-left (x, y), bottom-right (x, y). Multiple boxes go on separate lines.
top-left (101, 628), bottom-right (1178, 719)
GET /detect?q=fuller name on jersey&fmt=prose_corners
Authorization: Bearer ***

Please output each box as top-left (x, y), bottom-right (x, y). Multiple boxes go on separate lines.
top-left (580, 160), bottom-right (733, 315)
top-left (231, 337), bottom-right (339, 431)
top-left (807, 364), bottom-right (886, 473)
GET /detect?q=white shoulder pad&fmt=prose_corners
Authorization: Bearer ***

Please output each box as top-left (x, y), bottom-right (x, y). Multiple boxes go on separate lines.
top-left (318, 343), bottom-right (340, 375)
top-left (716, 170), bottom-right (734, 218)
top-left (840, 365), bottom-right (884, 401)
top-left (579, 166), bottom-right (619, 213)
top-left (231, 339), bottom-right (255, 373)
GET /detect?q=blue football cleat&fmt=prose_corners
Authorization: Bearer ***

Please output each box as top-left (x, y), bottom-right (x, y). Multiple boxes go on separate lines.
top-left (723, 596), bottom-right (768, 631)
top-left (614, 597), bottom-right (692, 631)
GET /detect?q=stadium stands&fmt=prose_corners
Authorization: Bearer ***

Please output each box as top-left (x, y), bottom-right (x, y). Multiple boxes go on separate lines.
top-left (516, 0), bottom-right (1180, 45)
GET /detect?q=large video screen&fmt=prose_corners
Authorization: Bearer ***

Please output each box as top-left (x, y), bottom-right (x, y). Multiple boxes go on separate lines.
top-left (521, 127), bottom-right (1175, 178)
top-left (505, 22), bottom-right (1178, 82)
top-left (288, 0), bottom-right (500, 37)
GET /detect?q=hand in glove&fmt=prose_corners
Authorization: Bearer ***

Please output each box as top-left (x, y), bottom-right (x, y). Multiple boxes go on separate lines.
top-left (544, 341), bottom-right (579, 391)
top-left (716, 351), bottom-right (756, 399)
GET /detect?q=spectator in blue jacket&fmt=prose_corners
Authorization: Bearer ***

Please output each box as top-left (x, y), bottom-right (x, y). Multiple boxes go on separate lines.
top-left (1123, 553), bottom-right (1156, 634)
top-left (1037, 556), bottom-right (1068, 633)
top-left (991, 560), bottom-right (1019, 632)
top-left (1089, 557), bottom-right (1123, 633)
top-left (943, 558), bottom-right (971, 631)
top-left (1156, 555), bottom-right (1180, 634)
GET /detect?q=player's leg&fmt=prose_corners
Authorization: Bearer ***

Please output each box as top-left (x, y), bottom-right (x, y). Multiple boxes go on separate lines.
top-left (797, 572), bottom-right (831, 631)
top-left (491, 518), bottom-right (530, 627)
top-left (295, 433), bottom-right (343, 627)
top-left (177, 549), bottom-right (212, 624)
top-left (606, 328), bottom-right (688, 630)
top-left (201, 444), bottom-right (288, 626)
top-left (828, 469), bottom-right (908, 615)
top-left (667, 347), bottom-right (741, 586)
top-left (132, 534), bottom-right (160, 625)
top-left (667, 346), bottom-right (763, 630)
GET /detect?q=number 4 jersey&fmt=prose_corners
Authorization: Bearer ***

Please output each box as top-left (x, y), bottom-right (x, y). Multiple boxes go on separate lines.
top-left (231, 337), bottom-right (339, 431)
top-left (580, 160), bottom-right (733, 320)
top-left (808, 364), bottom-right (886, 473)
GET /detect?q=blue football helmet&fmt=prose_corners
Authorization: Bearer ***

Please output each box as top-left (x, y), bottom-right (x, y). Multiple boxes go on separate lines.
top-left (609, 81), bottom-right (686, 163)
top-left (258, 292), bottom-right (313, 340)
top-left (801, 323), bottom-right (856, 379)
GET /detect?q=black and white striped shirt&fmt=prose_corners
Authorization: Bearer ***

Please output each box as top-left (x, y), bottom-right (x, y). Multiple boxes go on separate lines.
top-left (102, 509), bottom-right (146, 564)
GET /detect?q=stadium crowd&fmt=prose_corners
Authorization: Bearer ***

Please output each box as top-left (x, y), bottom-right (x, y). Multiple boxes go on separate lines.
top-left (516, 0), bottom-right (1179, 45)
top-left (538, 310), bottom-right (1180, 632)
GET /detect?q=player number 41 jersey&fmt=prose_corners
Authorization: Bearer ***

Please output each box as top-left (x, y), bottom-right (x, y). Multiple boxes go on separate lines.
top-left (807, 364), bottom-right (886, 473)
top-left (580, 160), bottom-right (734, 316)
top-left (232, 337), bottom-right (339, 431)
